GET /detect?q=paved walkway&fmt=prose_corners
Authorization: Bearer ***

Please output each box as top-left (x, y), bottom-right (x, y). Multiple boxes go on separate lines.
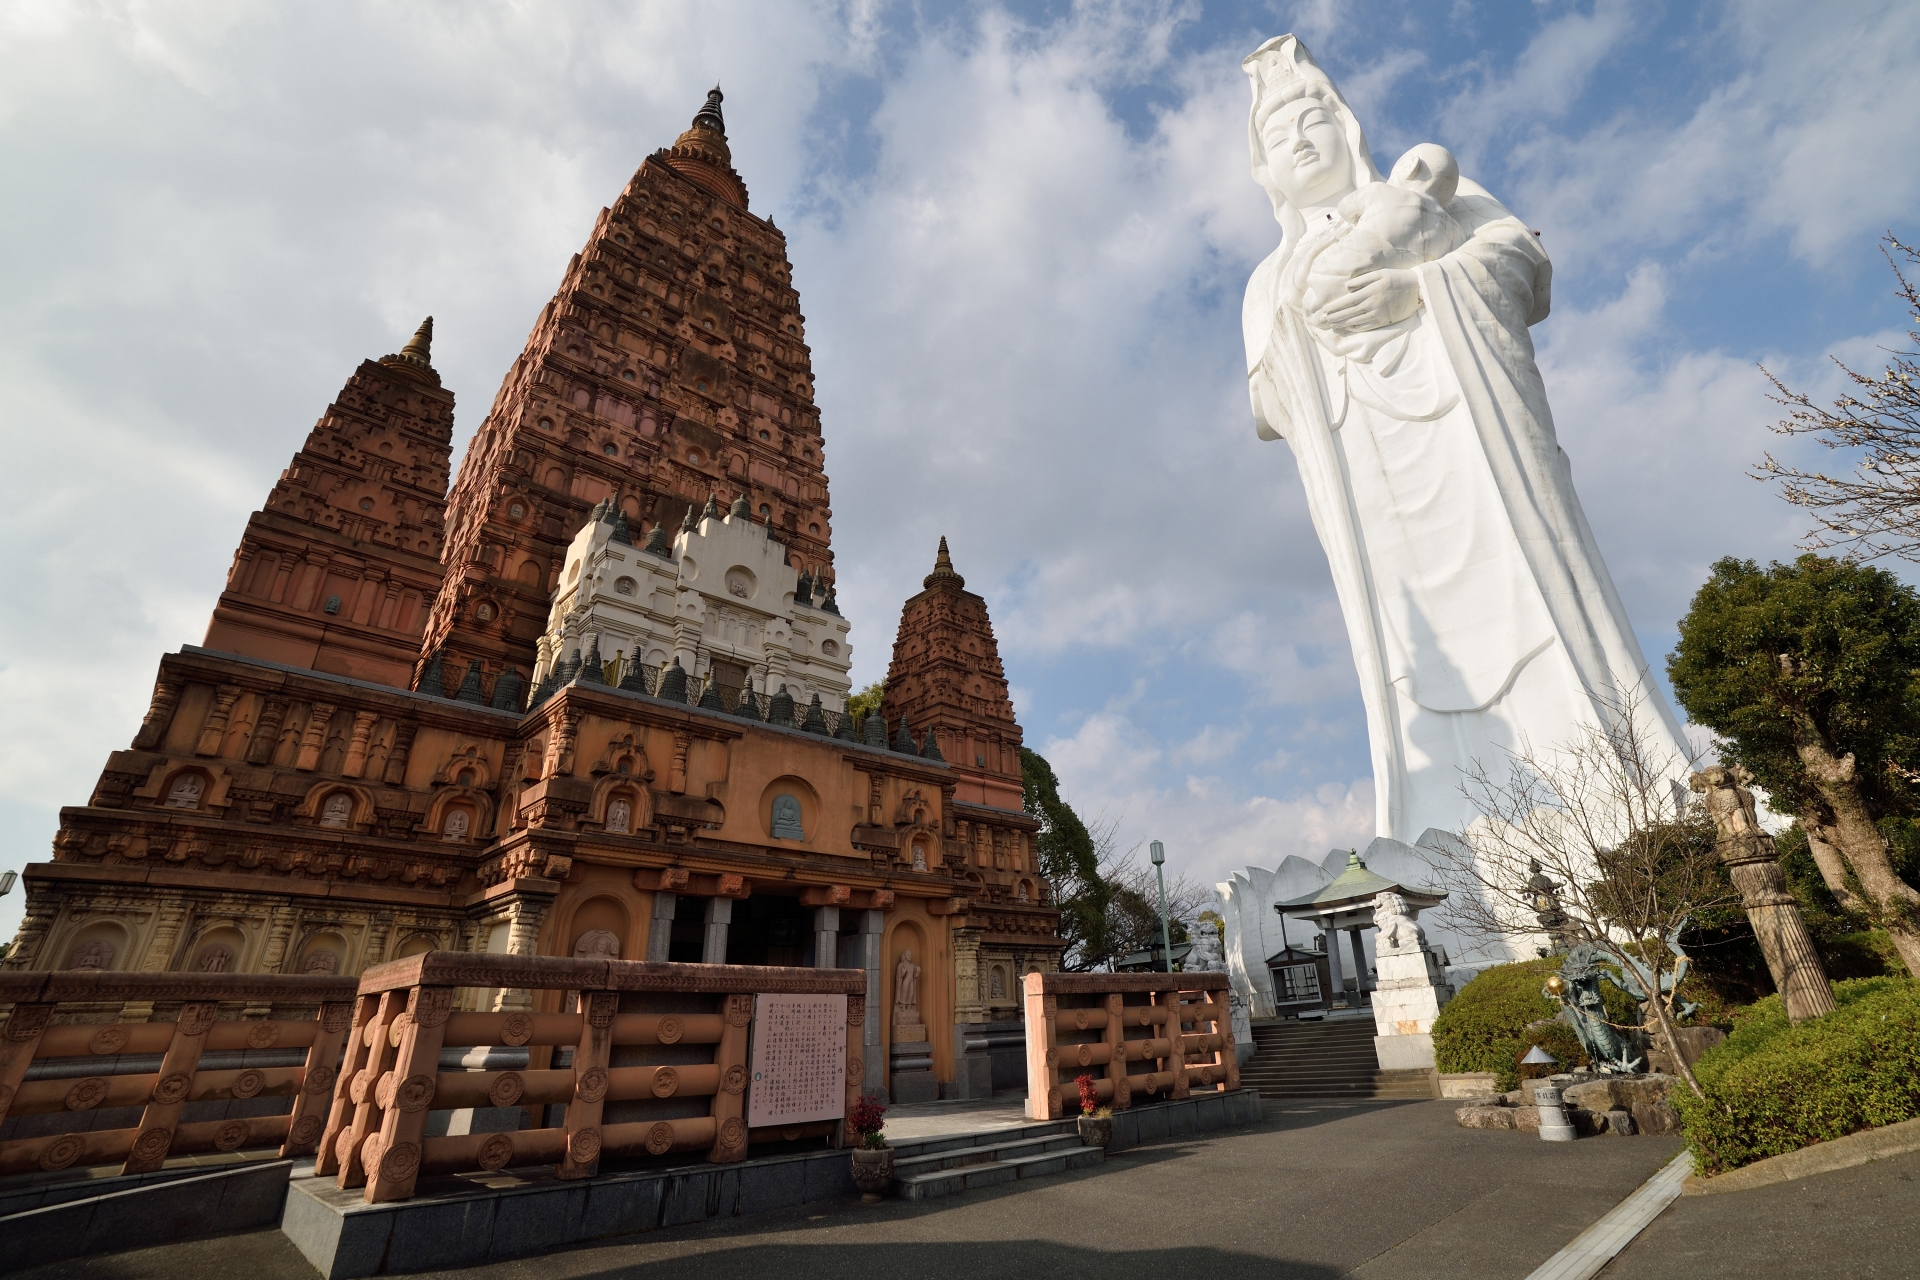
top-left (22, 1099), bottom-right (1686, 1279)
top-left (876, 1092), bottom-right (1031, 1142)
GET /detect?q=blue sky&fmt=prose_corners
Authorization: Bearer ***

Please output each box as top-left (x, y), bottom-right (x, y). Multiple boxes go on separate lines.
top-left (3, 0), bottom-right (1918, 941)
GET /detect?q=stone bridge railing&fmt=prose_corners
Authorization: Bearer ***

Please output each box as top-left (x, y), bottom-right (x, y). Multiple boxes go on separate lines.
top-left (1022, 971), bottom-right (1238, 1121)
top-left (0, 969), bottom-right (358, 1178)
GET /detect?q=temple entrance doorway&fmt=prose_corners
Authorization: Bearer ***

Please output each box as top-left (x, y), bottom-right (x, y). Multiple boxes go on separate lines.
top-left (725, 893), bottom-right (813, 967)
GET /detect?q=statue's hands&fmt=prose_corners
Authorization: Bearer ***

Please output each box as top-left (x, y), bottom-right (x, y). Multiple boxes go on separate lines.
top-left (1311, 267), bottom-right (1420, 334)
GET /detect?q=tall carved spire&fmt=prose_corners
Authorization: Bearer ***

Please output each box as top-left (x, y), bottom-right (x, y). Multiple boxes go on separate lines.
top-left (417, 94), bottom-right (828, 689)
top-left (883, 539), bottom-right (1024, 811)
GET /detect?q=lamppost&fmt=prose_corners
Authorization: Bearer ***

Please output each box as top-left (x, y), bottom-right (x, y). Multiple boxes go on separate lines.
top-left (1150, 839), bottom-right (1172, 973)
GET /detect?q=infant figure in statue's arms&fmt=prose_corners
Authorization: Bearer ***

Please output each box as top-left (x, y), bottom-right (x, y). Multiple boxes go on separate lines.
top-left (1302, 143), bottom-right (1466, 344)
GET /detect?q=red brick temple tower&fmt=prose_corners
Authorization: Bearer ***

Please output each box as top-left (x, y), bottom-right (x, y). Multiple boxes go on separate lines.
top-left (201, 319), bottom-right (454, 687)
top-left (881, 538), bottom-right (1026, 813)
top-left (415, 87), bottom-right (835, 695)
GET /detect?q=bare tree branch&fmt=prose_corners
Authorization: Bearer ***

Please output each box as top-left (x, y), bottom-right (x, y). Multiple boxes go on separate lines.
top-left (1756, 235), bottom-right (1920, 562)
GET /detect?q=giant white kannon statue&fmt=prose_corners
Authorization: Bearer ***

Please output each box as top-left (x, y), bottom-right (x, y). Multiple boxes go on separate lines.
top-left (1241, 35), bottom-right (1692, 843)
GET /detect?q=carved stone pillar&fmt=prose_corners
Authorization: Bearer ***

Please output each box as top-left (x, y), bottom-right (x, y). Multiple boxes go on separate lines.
top-left (247, 697), bottom-right (291, 766)
top-left (646, 893), bottom-right (676, 962)
top-left (702, 896), bottom-right (732, 965)
top-left (341, 711), bottom-right (380, 778)
top-left (491, 895), bottom-right (554, 1013)
top-left (195, 686), bottom-right (242, 757)
top-left (132, 675), bottom-right (185, 751)
top-left (811, 906), bottom-right (839, 969)
top-left (294, 703), bottom-right (337, 771)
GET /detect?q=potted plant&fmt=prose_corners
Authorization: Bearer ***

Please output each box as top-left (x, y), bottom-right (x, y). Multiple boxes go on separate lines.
top-left (1074, 1074), bottom-right (1113, 1147)
top-left (847, 1094), bottom-right (893, 1201)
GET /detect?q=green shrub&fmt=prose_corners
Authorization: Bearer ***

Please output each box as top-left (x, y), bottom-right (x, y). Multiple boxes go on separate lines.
top-left (1676, 977), bottom-right (1920, 1175)
top-left (1433, 959), bottom-right (1563, 1090)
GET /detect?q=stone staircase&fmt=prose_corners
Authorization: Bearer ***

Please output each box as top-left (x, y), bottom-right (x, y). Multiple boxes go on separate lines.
top-left (1240, 1015), bottom-right (1437, 1100)
top-left (892, 1123), bottom-right (1104, 1200)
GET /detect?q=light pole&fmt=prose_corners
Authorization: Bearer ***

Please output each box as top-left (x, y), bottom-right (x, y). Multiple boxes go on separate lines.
top-left (1150, 839), bottom-right (1172, 973)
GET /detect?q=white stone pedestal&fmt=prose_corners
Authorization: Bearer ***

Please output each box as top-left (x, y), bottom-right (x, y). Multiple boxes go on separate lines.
top-left (1368, 890), bottom-right (1454, 1070)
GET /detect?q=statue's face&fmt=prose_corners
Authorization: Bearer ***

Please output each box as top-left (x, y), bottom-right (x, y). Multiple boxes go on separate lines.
top-left (1258, 92), bottom-right (1355, 208)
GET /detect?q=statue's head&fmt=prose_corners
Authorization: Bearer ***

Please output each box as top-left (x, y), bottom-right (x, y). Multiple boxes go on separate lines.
top-left (1243, 35), bottom-right (1381, 224)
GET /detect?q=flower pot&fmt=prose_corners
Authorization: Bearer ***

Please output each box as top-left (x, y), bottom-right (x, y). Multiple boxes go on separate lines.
top-left (1077, 1115), bottom-right (1113, 1148)
top-left (850, 1146), bottom-right (894, 1201)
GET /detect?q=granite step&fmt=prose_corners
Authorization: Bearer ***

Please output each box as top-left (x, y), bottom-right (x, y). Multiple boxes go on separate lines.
top-left (890, 1143), bottom-right (1105, 1205)
top-left (890, 1128), bottom-right (1105, 1205)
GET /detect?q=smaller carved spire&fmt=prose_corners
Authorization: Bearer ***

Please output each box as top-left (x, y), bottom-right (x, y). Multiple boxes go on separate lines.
top-left (802, 693), bottom-right (828, 735)
top-left (821, 582), bottom-right (840, 615)
top-left (768, 684), bottom-right (796, 728)
top-left (893, 716), bottom-right (918, 754)
top-left (693, 86), bottom-right (726, 136)
top-left (834, 705), bottom-right (859, 741)
top-left (610, 511), bottom-right (634, 546)
top-left (657, 657), bottom-right (689, 703)
top-left (730, 492), bottom-right (752, 520)
top-left (642, 522), bottom-right (672, 557)
top-left (795, 570), bottom-right (814, 608)
top-left (734, 683), bottom-right (762, 721)
top-left (702, 492), bottom-right (721, 522)
top-left (680, 503), bottom-right (699, 534)
top-left (924, 536), bottom-right (965, 590)
top-left (580, 639), bottom-right (605, 684)
top-left (490, 666), bottom-right (525, 711)
top-left (862, 710), bottom-right (889, 749)
top-left (454, 659), bottom-right (486, 703)
top-left (698, 674), bottom-right (727, 711)
top-left (919, 727), bottom-right (945, 762)
top-left (764, 511), bottom-right (776, 540)
top-left (618, 653), bottom-right (651, 693)
top-left (401, 316), bottom-right (433, 363)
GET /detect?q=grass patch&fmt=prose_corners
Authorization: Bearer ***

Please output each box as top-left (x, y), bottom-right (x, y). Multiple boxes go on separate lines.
top-left (1677, 976), bottom-right (1920, 1176)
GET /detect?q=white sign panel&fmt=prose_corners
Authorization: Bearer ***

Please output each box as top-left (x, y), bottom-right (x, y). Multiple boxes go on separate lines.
top-left (746, 993), bottom-right (848, 1128)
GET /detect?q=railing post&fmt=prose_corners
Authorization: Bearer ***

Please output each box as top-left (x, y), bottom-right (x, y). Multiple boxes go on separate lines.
top-left (284, 999), bottom-right (353, 1158)
top-left (1163, 987), bottom-right (1190, 1100)
top-left (1023, 975), bottom-right (1057, 1120)
top-left (335, 990), bottom-right (404, 1189)
top-left (1103, 992), bottom-right (1129, 1110)
top-left (557, 990), bottom-right (617, 1179)
top-left (122, 1000), bottom-right (218, 1174)
top-left (365, 986), bottom-right (452, 1203)
top-left (707, 992), bottom-right (752, 1163)
top-left (0, 1002), bottom-right (54, 1129)
top-left (837, 993), bottom-right (864, 1150)
top-left (314, 992), bottom-right (380, 1178)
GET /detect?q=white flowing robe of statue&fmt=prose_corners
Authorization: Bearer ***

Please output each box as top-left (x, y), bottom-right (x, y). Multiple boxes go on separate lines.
top-left (1242, 36), bottom-right (1691, 843)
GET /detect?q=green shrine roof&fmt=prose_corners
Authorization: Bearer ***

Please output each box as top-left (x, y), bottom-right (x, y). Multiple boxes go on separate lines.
top-left (1276, 850), bottom-right (1445, 913)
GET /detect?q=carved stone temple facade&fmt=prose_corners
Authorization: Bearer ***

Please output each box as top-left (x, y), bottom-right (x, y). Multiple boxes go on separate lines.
top-left (5, 90), bottom-right (1061, 1101)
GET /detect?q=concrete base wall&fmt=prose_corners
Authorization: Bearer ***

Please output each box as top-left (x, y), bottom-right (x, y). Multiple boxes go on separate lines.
top-left (0, 1159), bottom-right (293, 1272)
top-left (1374, 1032), bottom-right (1436, 1070)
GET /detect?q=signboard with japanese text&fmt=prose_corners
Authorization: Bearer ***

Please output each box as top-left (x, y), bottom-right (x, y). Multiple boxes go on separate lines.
top-left (746, 993), bottom-right (848, 1127)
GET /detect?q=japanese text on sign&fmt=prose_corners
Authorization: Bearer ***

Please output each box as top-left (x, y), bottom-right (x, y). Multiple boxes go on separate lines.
top-left (746, 993), bottom-right (848, 1127)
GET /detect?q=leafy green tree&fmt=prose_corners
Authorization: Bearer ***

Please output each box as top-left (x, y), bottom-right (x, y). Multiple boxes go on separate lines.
top-left (845, 680), bottom-right (885, 722)
top-left (1669, 554), bottom-right (1920, 975)
top-left (1021, 748), bottom-right (1109, 970)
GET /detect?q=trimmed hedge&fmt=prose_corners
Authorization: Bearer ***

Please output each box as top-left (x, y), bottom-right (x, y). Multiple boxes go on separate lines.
top-left (1433, 959), bottom-right (1566, 1090)
top-left (1676, 976), bottom-right (1920, 1175)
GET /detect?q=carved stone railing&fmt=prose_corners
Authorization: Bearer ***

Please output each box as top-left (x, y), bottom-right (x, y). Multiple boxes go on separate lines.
top-left (0, 970), bottom-right (358, 1178)
top-left (1022, 971), bottom-right (1239, 1121)
top-left (316, 953), bottom-right (867, 1204)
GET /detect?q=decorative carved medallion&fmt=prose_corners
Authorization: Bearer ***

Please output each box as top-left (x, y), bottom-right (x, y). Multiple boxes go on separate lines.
top-left (6, 1004), bottom-right (54, 1042)
top-left (289, 1115), bottom-right (324, 1148)
top-left (489, 1072), bottom-right (525, 1108)
top-left (411, 986), bottom-right (454, 1028)
top-left (214, 1120), bottom-right (251, 1152)
top-left (176, 1003), bottom-right (217, 1037)
top-left (722, 1064), bottom-right (746, 1095)
top-left (725, 994), bottom-right (752, 1026)
top-left (847, 996), bottom-right (866, 1027)
top-left (64, 1077), bottom-right (109, 1111)
top-left (644, 1121), bottom-right (675, 1155)
top-left (846, 1054), bottom-right (863, 1082)
top-left (246, 1022), bottom-right (281, 1049)
top-left (131, 1127), bottom-right (174, 1163)
top-left (322, 1003), bottom-right (353, 1035)
top-left (233, 1069), bottom-right (267, 1100)
top-left (151, 1073), bottom-right (192, 1105)
top-left (586, 992), bottom-right (618, 1028)
top-left (304, 1064), bottom-right (337, 1096)
top-left (500, 1012), bottom-right (534, 1046)
top-left (568, 1127), bottom-right (602, 1164)
top-left (575, 1067), bottom-right (610, 1104)
top-left (379, 1140), bottom-right (421, 1180)
top-left (397, 1074), bottom-right (436, 1113)
top-left (657, 1014), bottom-right (684, 1044)
top-left (718, 1117), bottom-right (746, 1152)
top-left (39, 1134), bottom-right (84, 1172)
top-left (650, 1066), bottom-right (679, 1098)
top-left (478, 1133), bottom-right (515, 1171)
top-left (88, 1025), bottom-right (130, 1056)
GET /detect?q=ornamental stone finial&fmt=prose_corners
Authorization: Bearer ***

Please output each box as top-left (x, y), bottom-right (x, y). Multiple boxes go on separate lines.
top-left (924, 536), bottom-right (964, 589)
